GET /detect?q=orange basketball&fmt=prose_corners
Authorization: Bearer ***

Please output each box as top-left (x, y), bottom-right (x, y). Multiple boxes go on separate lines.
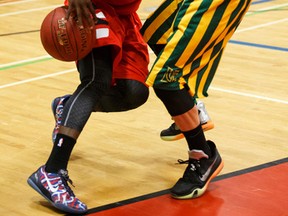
top-left (40, 6), bottom-right (95, 62)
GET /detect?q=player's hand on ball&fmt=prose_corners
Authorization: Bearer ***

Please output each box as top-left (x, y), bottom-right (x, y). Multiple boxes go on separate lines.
top-left (66, 0), bottom-right (97, 29)
top-left (41, 6), bottom-right (95, 62)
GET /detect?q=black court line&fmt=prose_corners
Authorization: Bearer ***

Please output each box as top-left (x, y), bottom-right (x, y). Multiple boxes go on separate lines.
top-left (81, 157), bottom-right (288, 215)
top-left (0, 29), bottom-right (39, 37)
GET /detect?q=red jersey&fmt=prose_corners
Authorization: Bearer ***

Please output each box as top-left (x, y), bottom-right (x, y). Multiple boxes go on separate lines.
top-left (62, 0), bottom-right (148, 83)
top-left (95, 0), bottom-right (141, 14)
top-left (64, 0), bottom-right (141, 15)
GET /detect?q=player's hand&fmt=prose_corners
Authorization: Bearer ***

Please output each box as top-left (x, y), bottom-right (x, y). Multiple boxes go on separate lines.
top-left (66, 0), bottom-right (97, 29)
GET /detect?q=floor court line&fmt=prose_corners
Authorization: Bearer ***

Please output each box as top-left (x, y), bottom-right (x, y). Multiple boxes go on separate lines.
top-left (210, 86), bottom-right (288, 105)
top-left (1, 35), bottom-right (286, 70)
top-left (86, 157), bottom-right (288, 215)
top-left (0, 55), bottom-right (51, 70)
top-left (0, 67), bottom-right (287, 105)
top-left (246, 2), bottom-right (288, 14)
top-left (0, 0), bottom-right (286, 66)
top-left (0, 69), bottom-right (75, 89)
top-left (1, 8), bottom-right (286, 67)
top-left (0, 1), bottom-right (286, 17)
top-left (0, 0), bottom-right (35, 7)
top-left (0, 5), bottom-right (61, 17)
top-left (229, 40), bottom-right (288, 52)
top-left (236, 18), bottom-right (288, 33)
top-left (0, 3), bottom-right (286, 105)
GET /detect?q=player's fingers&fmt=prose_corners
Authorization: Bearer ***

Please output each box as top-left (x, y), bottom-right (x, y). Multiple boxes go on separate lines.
top-left (65, 6), bottom-right (73, 21)
top-left (65, 0), bottom-right (95, 29)
top-left (75, 7), bottom-right (85, 28)
top-left (88, 3), bottom-right (97, 25)
top-left (79, 2), bottom-right (96, 28)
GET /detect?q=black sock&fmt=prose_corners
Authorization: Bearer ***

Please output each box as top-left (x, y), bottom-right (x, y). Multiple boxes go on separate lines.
top-left (45, 134), bottom-right (76, 173)
top-left (182, 124), bottom-right (212, 157)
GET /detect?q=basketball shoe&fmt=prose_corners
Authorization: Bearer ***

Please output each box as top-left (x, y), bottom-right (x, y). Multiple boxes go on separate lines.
top-left (51, 95), bottom-right (71, 143)
top-left (27, 166), bottom-right (87, 214)
top-left (160, 100), bottom-right (214, 141)
top-left (171, 141), bottom-right (223, 199)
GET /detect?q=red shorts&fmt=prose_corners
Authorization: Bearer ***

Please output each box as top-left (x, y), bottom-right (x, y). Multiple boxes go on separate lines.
top-left (65, 1), bottom-right (149, 83)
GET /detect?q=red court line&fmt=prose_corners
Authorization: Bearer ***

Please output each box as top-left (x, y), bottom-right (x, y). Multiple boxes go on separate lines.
top-left (87, 161), bottom-right (288, 216)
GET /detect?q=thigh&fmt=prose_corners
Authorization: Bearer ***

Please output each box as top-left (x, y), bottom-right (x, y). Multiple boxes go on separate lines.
top-left (141, 0), bottom-right (181, 45)
top-left (62, 46), bottom-right (113, 131)
top-left (77, 46), bottom-right (113, 85)
top-left (146, 0), bottom-right (251, 91)
top-left (113, 13), bottom-right (149, 84)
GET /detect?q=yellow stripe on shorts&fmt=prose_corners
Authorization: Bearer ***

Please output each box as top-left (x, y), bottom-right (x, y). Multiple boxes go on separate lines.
top-left (142, 0), bottom-right (252, 97)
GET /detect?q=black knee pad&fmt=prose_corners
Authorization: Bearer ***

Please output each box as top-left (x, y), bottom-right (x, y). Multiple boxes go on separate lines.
top-left (117, 79), bottom-right (149, 109)
top-left (154, 88), bottom-right (195, 116)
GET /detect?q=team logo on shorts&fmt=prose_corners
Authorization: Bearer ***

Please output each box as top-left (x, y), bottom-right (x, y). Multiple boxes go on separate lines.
top-left (160, 67), bottom-right (180, 83)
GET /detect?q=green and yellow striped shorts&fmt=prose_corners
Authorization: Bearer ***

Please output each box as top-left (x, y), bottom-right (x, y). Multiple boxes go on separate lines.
top-left (141, 0), bottom-right (251, 97)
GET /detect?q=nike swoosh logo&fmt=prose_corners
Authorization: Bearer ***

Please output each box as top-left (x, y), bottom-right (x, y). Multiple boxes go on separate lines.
top-left (43, 171), bottom-right (59, 193)
top-left (34, 173), bottom-right (38, 181)
top-left (199, 155), bottom-right (218, 182)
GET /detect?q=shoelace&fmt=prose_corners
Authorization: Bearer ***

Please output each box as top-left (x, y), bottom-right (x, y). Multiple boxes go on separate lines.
top-left (58, 169), bottom-right (76, 197)
top-left (176, 159), bottom-right (189, 164)
top-left (176, 159), bottom-right (203, 178)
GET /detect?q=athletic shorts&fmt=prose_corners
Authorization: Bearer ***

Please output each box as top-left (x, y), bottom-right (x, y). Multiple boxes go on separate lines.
top-left (64, 1), bottom-right (149, 83)
top-left (141, 0), bottom-right (251, 97)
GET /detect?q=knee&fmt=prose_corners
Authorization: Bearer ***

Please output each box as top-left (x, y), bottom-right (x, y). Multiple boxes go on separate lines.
top-left (82, 79), bottom-right (111, 96)
top-left (125, 84), bottom-right (149, 109)
top-left (154, 88), bottom-right (195, 116)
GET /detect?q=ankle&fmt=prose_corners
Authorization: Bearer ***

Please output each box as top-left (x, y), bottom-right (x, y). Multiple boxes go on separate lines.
top-left (188, 149), bottom-right (209, 160)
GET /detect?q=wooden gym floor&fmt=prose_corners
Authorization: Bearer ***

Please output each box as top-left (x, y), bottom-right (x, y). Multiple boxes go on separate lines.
top-left (0, 0), bottom-right (287, 215)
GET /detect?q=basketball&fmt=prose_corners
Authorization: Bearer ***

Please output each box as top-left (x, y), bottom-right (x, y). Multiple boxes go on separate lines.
top-left (40, 6), bottom-right (95, 62)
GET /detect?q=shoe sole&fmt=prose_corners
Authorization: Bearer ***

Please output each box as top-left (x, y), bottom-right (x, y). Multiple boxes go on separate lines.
top-left (161, 133), bottom-right (185, 141)
top-left (171, 160), bottom-right (224, 199)
top-left (160, 121), bottom-right (215, 141)
top-left (201, 120), bottom-right (214, 132)
top-left (27, 174), bottom-right (87, 214)
top-left (27, 175), bottom-right (57, 209)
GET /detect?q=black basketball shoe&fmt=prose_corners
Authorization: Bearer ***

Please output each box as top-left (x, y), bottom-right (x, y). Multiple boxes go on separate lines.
top-left (171, 140), bottom-right (224, 199)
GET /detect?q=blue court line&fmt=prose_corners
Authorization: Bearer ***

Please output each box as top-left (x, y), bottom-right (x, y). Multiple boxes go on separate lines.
top-left (251, 0), bottom-right (273, 5)
top-left (1, 40), bottom-right (287, 71)
top-left (229, 40), bottom-right (288, 52)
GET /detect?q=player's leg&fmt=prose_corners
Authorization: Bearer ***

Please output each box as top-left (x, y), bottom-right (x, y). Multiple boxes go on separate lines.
top-left (142, 7), bottom-right (215, 141)
top-left (160, 83), bottom-right (214, 141)
top-left (160, 98), bottom-right (214, 141)
top-left (28, 46), bottom-right (113, 213)
top-left (170, 0), bottom-right (251, 198)
top-left (153, 87), bottom-right (223, 199)
top-left (143, 0), bottom-right (251, 142)
top-left (50, 11), bottom-right (150, 142)
top-left (51, 78), bottom-right (149, 142)
top-left (51, 10), bottom-right (149, 122)
top-left (146, 0), bottom-right (251, 199)
top-left (141, 0), bottom-right (179, 48)
top-left (93, 79), bottom-right (149, 112)
top-left (94, 11), bottom-right (150, 112)
top-left (143, 0), bottom-right (230, 199)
